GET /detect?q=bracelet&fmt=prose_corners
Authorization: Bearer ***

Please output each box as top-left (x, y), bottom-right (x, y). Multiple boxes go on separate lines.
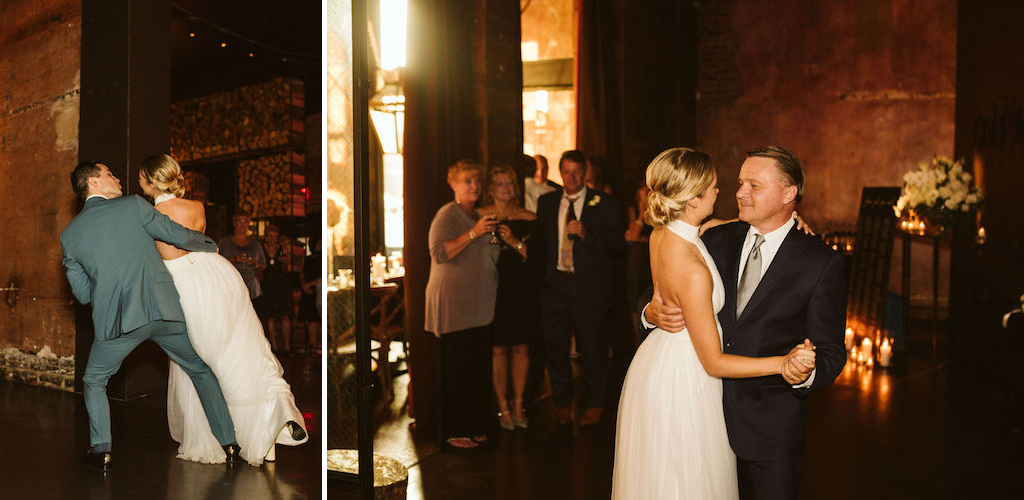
top-left (469, 230), bottom-right (476, 240)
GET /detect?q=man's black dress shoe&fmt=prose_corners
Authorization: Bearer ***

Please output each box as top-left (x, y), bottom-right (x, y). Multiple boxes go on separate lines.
top-left (287, 421), bottom-right (307, 441)
top-left (223, 443), bottom-right (243, 464)
top-left (83, 447), bottom-right (112, 471)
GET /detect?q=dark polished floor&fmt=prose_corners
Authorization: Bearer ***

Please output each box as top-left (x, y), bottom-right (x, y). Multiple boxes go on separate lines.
top-left (344, 337), bottom-right (1024, 499)
top-left (0, 352), bottom-right (322, 500)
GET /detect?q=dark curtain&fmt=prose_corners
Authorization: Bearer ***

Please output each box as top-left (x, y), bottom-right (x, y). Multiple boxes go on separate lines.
top-left (402, 0), bottom-right (478, 433)
top-left (575, 0), bottom-right (623, 195)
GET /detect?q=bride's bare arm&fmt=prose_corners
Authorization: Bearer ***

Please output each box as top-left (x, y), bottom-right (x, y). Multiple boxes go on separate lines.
top-left (661, 255), bottom-right (787, 379)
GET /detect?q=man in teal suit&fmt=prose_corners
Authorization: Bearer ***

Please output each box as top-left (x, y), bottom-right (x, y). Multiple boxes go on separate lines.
top-left (60, 161), bottom-right (241, 470)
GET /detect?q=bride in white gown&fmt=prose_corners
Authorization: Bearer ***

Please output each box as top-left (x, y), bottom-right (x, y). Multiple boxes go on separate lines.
top-left (138, 154), bottom-right (308, 466)
top-left (612, 148), bottom-right (813, 499)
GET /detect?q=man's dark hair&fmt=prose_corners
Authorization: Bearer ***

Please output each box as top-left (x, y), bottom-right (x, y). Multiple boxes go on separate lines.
top-left (559, 150), bottom-right (587, 170)
top-left (746, 146), bottom-right (804, 203)
top-left (71, 160), bottom-right (104, 201)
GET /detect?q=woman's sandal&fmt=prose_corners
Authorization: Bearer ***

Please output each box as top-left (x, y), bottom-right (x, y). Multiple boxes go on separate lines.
top-left (497, 401), bottom-right (515, 431)
top-left (512, 399), bottom-right (528, 429)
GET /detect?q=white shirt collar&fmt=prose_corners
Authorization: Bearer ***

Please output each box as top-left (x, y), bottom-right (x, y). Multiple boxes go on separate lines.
top-left (738, 215), bottom-right (796, 279)
top-left (86, 194), bottom-right (110, 201)
top-left (747, 216), bottom-right (796, 251)
top-left (563, 186), bottom-right (587, 202)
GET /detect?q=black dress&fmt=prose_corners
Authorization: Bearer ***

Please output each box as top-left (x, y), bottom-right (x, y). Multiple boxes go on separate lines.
top-left (297, 252), bottom-right (321, 322)
top-left (492, 219), bottom-right (541, 346)
top-left (624, 221), bottom-right (654, 306)
top-left (258, 243), bottom-right (292, 320)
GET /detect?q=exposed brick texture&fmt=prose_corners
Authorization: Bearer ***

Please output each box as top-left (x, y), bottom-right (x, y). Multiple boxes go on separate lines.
top-left (696, 0), bottom-right (957, 229)
top-left (0, 0), bottom-right (81, 373)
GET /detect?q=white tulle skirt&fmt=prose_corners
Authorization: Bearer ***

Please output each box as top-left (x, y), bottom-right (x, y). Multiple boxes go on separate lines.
top-left (165, 252), bottom-right (307, 466)
top-left (612, 328), bottom-right (738, 499)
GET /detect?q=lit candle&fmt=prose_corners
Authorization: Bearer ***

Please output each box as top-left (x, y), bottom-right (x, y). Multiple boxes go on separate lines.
top-left (878, 338), bottom-right (892, 367)
top-left (371, 253), bottom-right (387, 281)
top-left (900, 220), bottom-right (908, 231)
top-left (860, 337), bottom-right (873, 365)
top-left (976, 226), bottom-right (987, 244)
top-left (845, 328), bottom-right (854, 351)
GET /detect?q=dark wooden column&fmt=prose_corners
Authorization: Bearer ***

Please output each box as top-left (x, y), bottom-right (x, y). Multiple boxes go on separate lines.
top-left (76, 0), bottom-right (171, 400)
top-left (471, 0), bottom-right (524, 168)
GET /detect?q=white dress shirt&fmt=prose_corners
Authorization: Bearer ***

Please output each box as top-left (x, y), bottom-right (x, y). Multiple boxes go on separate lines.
top-left (556, 186), bottom-right (587, 272)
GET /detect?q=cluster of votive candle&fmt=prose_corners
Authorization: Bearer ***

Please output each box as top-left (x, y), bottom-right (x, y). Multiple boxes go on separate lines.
top-left (899, 219), bottom-right (926, 234)
top-left (845, 327), bottom-right (893, 368)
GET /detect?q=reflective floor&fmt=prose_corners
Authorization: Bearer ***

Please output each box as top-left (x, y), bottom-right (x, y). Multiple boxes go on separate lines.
top-left (346, 343), bottom-right (1024, 499)
top-left (0, 352), bottom-right (322, 500)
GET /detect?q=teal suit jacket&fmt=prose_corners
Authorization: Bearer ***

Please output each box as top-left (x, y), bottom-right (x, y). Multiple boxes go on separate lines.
top-left (60, 195), bottom-right (218, 341)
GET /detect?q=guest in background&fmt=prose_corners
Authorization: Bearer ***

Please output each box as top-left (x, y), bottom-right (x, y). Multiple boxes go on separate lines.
top-left (524, 154), bottom-right (560, 212)
top-left (219, 211), bottom-right (266, 303)
top-left (478, 165), bottom-right (540, 431)
top-left (586, 156), bottom-right (615, 195)
top-left (537, 150), bottom-right (626, 427)
top-left (297, 235), bottom-right (321, 355)
top-left (624, 181), bottom-right (654, 345)
top-left (259, 224), bottom-right (293, 354)
top-left (424, 160), bottom-right (499, 450)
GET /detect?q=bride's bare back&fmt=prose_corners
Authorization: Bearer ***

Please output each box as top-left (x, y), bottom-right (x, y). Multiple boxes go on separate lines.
top-left (154, 198), bottom-right (207, 260)
top-left (649, 225), bottom-right (785, 379)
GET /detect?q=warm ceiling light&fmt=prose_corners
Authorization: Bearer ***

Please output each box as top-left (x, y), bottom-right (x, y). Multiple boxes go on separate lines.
top-left (248, 52), bottom-right (254, 57)
top-left (220, 42), bottom-right (227, 48)
top-left (189, 31), bottom-right (196, 38)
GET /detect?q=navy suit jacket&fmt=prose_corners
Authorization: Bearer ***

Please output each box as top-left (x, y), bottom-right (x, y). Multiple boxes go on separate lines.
top-left (537, 188), bottom-right (625, 303)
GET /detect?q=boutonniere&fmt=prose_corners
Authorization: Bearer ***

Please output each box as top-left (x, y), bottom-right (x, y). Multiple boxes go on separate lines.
top-left (588, 195), bottom-right (601, 206)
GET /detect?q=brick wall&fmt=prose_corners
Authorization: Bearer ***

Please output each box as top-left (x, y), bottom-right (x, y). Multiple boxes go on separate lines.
top-left (0, 0), bottom-right (82, 389)
top-left (696, 0), bottom-right (957, 229)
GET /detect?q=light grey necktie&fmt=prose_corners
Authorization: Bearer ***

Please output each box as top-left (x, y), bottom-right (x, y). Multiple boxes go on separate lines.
top-left (736, 233), bottom-right (765, 319)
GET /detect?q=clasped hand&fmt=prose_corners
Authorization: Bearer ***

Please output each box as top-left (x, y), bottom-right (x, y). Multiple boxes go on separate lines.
top-left (566, 220), bottom-right (586, 238)
top-left (781, 339), bottom-right (815, 385)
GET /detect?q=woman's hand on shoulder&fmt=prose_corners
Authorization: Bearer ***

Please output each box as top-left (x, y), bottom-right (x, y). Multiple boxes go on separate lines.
top-left (793, 211), bottom-right (815, 235)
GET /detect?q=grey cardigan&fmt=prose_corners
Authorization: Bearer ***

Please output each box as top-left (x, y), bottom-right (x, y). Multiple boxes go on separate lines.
top-left (424, 201), bottom-right (499, 336)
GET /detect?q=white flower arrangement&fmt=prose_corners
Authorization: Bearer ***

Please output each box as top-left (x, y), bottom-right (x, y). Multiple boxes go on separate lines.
top-left (893, 156), bottom-right (983, 220)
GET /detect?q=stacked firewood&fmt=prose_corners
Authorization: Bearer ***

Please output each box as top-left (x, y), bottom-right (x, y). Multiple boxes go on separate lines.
top-left (170, 77), bottom-right (299, 162)
top-left (237, 152), bottom-right (306, 218)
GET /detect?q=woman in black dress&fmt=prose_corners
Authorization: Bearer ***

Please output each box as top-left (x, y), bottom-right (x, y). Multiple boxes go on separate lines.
top-left (478, 165), bottom-right (540, 430)
top-left (298, 236), bottom-right (321, 355)
top-left (259, 224), bottom-right (293, 354)
top-left (624, 181), bottom-right (653, 346)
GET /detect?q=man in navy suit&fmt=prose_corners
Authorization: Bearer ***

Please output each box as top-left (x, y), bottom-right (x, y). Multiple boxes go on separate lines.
top-left (641, 146), bottom-right (846, 499)
top-left (537, 150), bottom-right (625, 427)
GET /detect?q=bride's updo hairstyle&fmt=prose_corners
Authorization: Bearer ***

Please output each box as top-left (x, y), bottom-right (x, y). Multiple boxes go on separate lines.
top-left (140, 154), bottom-right (186, 198)
top-left (644, 147), bottom-right (714, 227)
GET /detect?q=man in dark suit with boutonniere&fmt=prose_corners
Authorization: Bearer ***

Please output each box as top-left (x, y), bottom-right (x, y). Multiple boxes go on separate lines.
top-left (537, 150), bottom-right (625, 428)
top-left (640, 146), bottom-right (847, 500)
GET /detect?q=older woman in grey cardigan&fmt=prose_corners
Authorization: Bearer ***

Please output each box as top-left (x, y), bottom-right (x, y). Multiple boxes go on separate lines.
top-left (425, 160), bottom-right (500, 450)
